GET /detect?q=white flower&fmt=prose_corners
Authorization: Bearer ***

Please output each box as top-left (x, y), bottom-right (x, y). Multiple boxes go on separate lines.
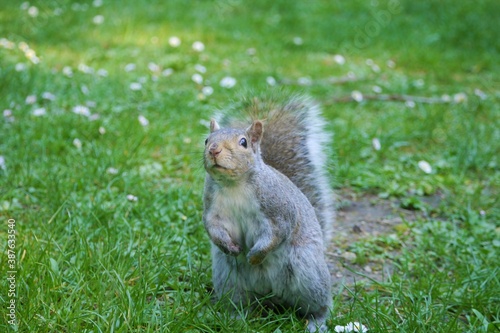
top-left (3, 109), bottom-right (13, 118)
top-left (62, 66), bottom-right (73, 77)
top-left (73, 138), bottom-right (82, 149)
top-left (0, 38), bottom-right (15, 49)
top-left (333, 54), bottom-right (346, 65)
top-left (441, 94), bottom-right (451, 103)
top-left (202, 86), bottom-right (214, 96)
top-left (194, 64), bottom-right (207, 73)
top-left (297, 77), bottom-right (312, 86)
top-left (372, 85), bottom-right (382, 93)
top-left (372, 138), bottom-right (381, 151)
top-left (20, 2), bottom-right (30, 10)
top-left (28, 6), bottom-right (39, 17)
top-left (453, 92), bottom-right (467, 103)
top-left (28, 53), bottom-right (40, 64)
top-left (42, 92), bottom-right (56, 101)
top-left (168, 36), bottom-right (181, 47)
top-left (25, 95), bottom-right (37, 104)
top-left (334, 325), bottom-right (347, 332)
top-left (405, 100), bottom-right (416, 108)
top-left (126, 194), bottom-right (138, 202)
top-left (97, 68), bottom-right (108, 77)
top-left (351, 91), bottom-right (363, 102)
top-left (18, 42), bottom-right (29, 52)
top-left (81, 85), bottom-right (90, 95)
top-left (220, 76), bottom-right (236, 88)
top-left (474, 88), bottom-right (487, 100)
top-left (129, 82), bottom-right (142, 91)
top-left (78, 63), bottom-right (93, 74)
top-left (418, 160), bottom-right (432, 174)
top-left (192, 41), bottom-right (205, 52)
top-left (93, 0), bottom-right (103, 7)
top-left (99, 126), bottom-right (106, 135)
top-left (138, 115), bottom-right (149, 127)
top-left (25, 49), bottom-right (40, 64)
top-left (334, 322), bottom-right (368, 333)
top-left (139, 162), bottom-right (163, 177)
top-left (106, 167), bottom-right (119, 175)
top-left (124, 63), bottom-right (136, 72)
top-left (191, 73), bottom-right (203, 85)
top-left (387, 59), bottom-right (396, 68)
top-left (246, 48), bottom-right (257, 55)
top-left (148, 62), bottom-right (160, 72)
top-left (365, 59), bottom-right (379, 72)
top-left (371, 64), bottom-right (381, 73)
top-left (72, 105), bottom-right (91, 117)
top-left (88, 114), bottom-right (100, 121)
top-left (93, 15), bottom-right (104, 25)
top-left (0, 155), bottom-right (5, 170)
top-left (15, 63), bottom-right (27, 71)
top-left (3, 109), bottom-right (14, 122)
top-left (293, 36), bottom-right (303, 45)
top-left (162, 68), bottom-right (173, 76)
top-left (266, 76), bottom-right (277, 86)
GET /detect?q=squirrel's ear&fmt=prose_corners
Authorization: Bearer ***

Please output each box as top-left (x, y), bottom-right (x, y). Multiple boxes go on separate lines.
top-left (247, 120), bottom-right (263, 145)
top-left (210, 119), bottom-right (220, 133)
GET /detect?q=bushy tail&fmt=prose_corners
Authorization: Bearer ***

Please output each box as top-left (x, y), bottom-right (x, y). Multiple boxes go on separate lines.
top-left (216, 93), bottom-right (335, 244)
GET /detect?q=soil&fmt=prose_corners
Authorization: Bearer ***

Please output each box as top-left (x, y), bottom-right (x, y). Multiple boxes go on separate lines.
top-left (326, 188), bottom-right (443, 289)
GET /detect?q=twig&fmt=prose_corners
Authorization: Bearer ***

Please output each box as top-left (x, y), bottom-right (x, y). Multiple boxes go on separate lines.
top-left (324, 93), bottom-right (451, 105)
top-left (279, 75), bottom-right (360, 86)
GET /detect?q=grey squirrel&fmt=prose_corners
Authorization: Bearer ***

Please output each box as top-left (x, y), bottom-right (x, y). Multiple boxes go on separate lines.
top-left (202, 94), bottom-right (335, 332)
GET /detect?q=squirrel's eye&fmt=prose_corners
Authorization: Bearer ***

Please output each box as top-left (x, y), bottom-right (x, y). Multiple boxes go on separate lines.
top-left (204, 138), bottom-right (208, 145)
top-left (239, 138), bottom-right (247, 148)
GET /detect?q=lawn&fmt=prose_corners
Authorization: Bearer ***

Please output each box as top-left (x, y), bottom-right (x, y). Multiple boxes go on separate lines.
top-left (1, 0), bottom-right (499, 332)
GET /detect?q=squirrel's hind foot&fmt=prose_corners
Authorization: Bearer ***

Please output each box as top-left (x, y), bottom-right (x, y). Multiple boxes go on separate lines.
top-left (306, 309), bottom-right (329, 333)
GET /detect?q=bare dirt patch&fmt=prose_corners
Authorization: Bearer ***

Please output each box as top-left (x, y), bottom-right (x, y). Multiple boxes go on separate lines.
top-left (327, 188), bottom-right (443, 288)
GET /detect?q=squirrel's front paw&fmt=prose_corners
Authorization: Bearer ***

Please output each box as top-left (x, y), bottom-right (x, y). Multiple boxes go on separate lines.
top-left (208, 228), bottom-right (241, 256)
top-left (214, 239), bottom-right (241, 256)
top-left (224, 242), bottom-right (241, 256)
top-left (247, 249), bottom-right (266, 265)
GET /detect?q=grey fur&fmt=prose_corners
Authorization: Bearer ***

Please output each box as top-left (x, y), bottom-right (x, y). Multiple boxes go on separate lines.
top-left (203, 96), bottom-right (334, 332)
top-left (215, 94), bottom-right (335, 243)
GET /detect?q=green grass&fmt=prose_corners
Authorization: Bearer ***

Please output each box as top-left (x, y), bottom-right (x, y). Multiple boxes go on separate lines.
top-left (1, 0), bottom-right (499, 332)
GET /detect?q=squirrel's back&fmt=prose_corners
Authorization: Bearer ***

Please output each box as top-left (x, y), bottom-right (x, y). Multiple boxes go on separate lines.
top-left (216, 94), bottom-right (335, 243)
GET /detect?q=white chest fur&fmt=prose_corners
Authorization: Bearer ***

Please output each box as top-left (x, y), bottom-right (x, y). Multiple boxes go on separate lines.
top-left (212, 183), bottom-right (263, 251)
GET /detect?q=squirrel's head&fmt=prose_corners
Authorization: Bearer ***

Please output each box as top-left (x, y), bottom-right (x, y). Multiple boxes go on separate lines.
top-left (204, 119), bottom-right (263, 183)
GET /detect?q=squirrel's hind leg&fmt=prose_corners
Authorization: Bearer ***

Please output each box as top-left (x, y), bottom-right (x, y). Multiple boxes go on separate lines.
top-left (274, 249), bottom-right (332, 332)
top-left (306, 309), bottom-right (329, 332)
top-left (212, 246), bottom-right (260, 312)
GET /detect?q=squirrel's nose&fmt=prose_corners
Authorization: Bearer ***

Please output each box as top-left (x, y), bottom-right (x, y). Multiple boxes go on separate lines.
top-left (209, 143), bottom-right (221, 157)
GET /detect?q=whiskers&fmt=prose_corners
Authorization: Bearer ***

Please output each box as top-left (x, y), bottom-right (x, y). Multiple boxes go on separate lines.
top-left (185, 148), bottom-right (208, 177)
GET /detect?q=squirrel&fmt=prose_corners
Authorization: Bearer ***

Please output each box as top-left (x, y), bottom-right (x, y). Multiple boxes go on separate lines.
top-left (202, 94), bottom-right (335, 332)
